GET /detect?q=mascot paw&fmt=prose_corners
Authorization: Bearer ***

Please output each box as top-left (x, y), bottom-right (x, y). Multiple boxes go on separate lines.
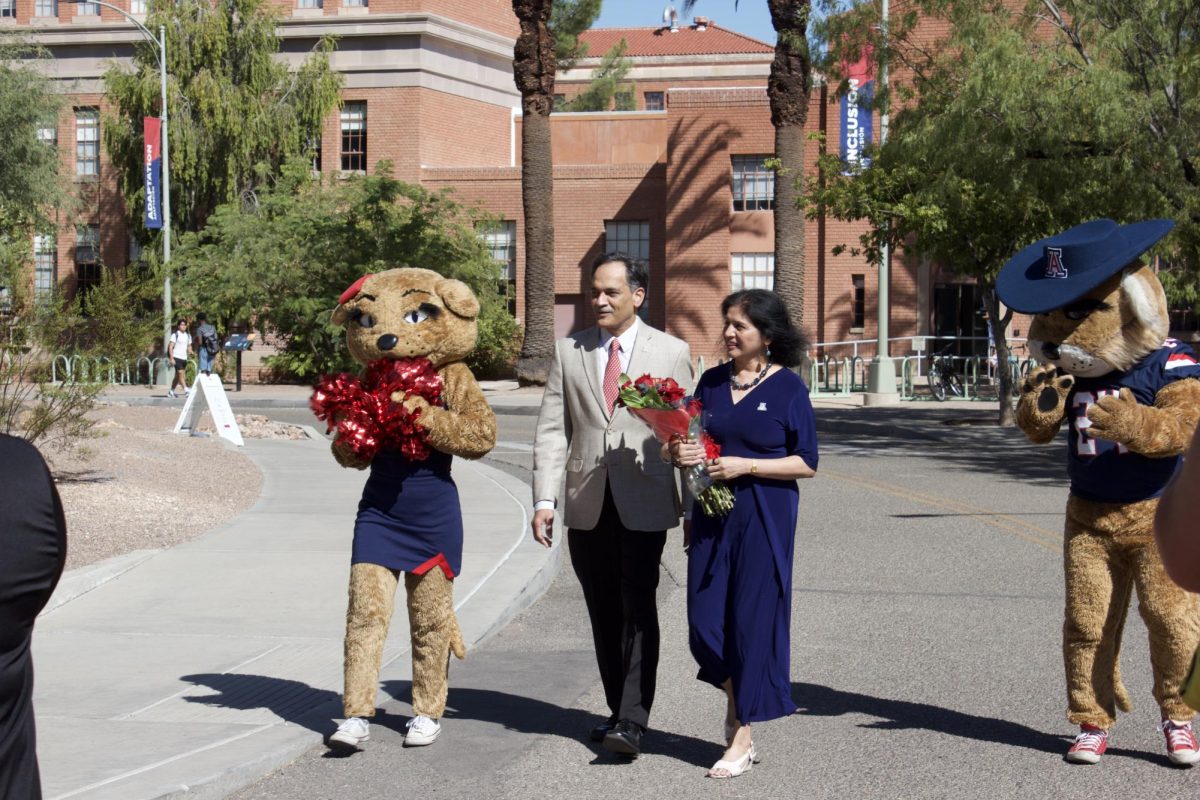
top-left (1022, 366), bottom-right (1074, 414)
top-left (1085, 387), bottom-right (1139, 444)
top-left (332, 439), bottom-right (371, 470)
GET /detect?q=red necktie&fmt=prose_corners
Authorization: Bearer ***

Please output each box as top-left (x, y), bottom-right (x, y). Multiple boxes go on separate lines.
top-left (603, 338), bottom-right (621, 414)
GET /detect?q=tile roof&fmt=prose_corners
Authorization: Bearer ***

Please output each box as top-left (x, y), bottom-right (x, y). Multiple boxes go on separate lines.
top-left (577, 24), bottom-right (774, 58)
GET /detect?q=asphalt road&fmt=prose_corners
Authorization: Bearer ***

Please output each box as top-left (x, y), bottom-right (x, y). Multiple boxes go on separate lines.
top-left (230, 406), bottom-right (1200, 799)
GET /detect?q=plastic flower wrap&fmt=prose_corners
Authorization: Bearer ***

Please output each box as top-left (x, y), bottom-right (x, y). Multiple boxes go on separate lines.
top-left (615, 373), bottom-right (735, 517)
top-left (310, 357), bottom-right (443, 462)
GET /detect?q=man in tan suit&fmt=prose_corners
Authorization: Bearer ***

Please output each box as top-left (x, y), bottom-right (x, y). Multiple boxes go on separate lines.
top-left (532, 252), bottom-right (693, 758)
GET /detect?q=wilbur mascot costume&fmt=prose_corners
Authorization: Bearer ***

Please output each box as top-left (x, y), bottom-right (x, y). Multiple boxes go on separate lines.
top-left (997, 219), bottom-right (1200, 766)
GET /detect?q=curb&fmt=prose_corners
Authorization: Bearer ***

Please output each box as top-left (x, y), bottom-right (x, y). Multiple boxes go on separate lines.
top-left (42, 549), bottom-right (160, 616)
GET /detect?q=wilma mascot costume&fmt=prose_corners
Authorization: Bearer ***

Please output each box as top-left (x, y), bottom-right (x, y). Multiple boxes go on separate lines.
top-left (312, 267), bottom-right (497, 749)
top-left (997, 219), bottom-right (1200, 766)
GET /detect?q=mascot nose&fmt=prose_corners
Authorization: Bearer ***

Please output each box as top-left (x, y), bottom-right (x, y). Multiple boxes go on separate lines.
top-left (1042, 342), bottom-right (1060, 360)
top-left (376, 333), bottom-right (398, 351)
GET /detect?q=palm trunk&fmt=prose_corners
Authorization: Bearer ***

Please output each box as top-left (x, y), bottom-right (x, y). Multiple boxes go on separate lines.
top-left (513, 0), bottom-right (557, 385)
top-left (767, 0), bottom-right (813, 332)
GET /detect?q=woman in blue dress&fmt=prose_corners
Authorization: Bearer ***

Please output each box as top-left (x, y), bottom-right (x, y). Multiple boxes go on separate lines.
top-left (668, 289), bottom-right (818, 779)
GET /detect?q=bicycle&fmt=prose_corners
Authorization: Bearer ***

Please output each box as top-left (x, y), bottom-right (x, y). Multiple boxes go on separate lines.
top-left (927, 345), bottom-right (965, 401)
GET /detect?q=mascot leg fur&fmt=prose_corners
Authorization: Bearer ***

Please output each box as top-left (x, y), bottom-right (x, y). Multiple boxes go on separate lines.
top-left (343, 562), bottom-right (399, 718)
top-left (406, 568), bottom-right (466, 719)
top-left (1064, 496), bottom-right (1200, 728)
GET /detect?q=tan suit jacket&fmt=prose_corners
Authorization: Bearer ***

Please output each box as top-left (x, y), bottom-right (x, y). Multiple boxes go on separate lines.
top-left (533, 323), bottom-right (693, 531)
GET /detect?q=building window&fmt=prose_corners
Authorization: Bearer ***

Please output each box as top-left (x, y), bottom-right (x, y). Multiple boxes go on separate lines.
top-left (644, 91), bottom-right (664, 111)
top-left (553, 94), bottom-right (566, 112)
top-left (731, 155), bottom-right (775, 211)
top-left (343, 0), bottom-right (366, 7)
top-left (481, 220), bottom-right (517, 315)
top-left (852, 274), bottom-right (865, 329)
top-left (340, 102), bottom-right (367, 172)
top-left (128, 236), bottom-right (143, 265)
top-left (604, 220), bottom-right (650, 263)
top-left (731, 253), bottom-right (774, 291)
top-left (75, 108), bottom-right (99, 177)
top-left (76, 0), bottom-right (98, 13)
top-left (298, 0), bottom-right (322, 7)
top-left (0, 0), bottom-right (15, 18)
top-left (75, 225), bottom-right (101, 307)
top-left (37, 120), bottom-right (57, 148)
top-left (34, 234), bottom-right (57, 297)
top-left (614, 90), bottom-right (634, 111)
top-left (130, 0), bottom-right (145, 12)
top-left (34, 0), bottom-right (56, 17)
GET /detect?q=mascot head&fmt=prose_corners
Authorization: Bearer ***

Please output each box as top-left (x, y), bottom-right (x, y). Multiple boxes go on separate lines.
top-left (996, 219), bottom-right (1174, 377)
top-left (331, 267), bottom-right (480, 368)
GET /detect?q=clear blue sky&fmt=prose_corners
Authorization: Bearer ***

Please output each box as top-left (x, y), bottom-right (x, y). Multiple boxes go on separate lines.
top-left (593, 1), bottom-right (777, 45)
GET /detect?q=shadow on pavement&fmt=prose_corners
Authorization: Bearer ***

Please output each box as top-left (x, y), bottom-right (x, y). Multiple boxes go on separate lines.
top-left (791, 682), bottom-right (1172, 766)
top-left (384, 680), bottom-right (720, 768)
top-left (177, 673), bottom-right (719, 768)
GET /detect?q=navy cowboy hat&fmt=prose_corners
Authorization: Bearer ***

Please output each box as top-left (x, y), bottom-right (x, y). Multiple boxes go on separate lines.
top-left (996, 218), bottom-right (1174, 314)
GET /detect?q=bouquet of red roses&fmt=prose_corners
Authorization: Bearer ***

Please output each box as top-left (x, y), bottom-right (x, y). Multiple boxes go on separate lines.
top-left (615, 373), bottom-right (735, 517)
top-left (310, 357), bottom-right (443, 463)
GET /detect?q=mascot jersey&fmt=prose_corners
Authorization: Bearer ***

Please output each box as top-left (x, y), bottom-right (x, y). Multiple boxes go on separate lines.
top-left (1067, 338), bottom-right (1200, 504)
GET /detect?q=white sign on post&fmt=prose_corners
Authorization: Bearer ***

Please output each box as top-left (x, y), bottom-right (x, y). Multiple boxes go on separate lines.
top-left (173, 373), bottom-right (244, 446)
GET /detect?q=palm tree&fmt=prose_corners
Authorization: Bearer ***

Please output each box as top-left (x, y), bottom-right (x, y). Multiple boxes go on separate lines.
top-left (512, 0), bottom-right (558, 385)
top-left (683, 0), bottom-right (813, 330)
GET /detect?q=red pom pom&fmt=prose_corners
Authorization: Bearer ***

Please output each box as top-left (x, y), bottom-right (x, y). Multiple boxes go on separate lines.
top-left (310, 357), bottom-right (444, 463)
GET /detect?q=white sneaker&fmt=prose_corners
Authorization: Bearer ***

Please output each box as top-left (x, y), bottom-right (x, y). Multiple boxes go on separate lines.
top-left (329, 716), bottom-right (369, 748)
top-left (167, 390), bottom-right (176, 398)
top-left (404, 715), bottom-right (441, 746)
top-left (184, 388), bottom-right (191, 396)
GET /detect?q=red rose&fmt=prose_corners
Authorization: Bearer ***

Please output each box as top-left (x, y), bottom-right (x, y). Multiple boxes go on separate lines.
top-left (685, 398), bottom-right (702, 417)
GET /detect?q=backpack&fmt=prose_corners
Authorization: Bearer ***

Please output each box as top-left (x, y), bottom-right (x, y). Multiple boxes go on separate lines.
top-left (201, 326), bottom-right (220, 356)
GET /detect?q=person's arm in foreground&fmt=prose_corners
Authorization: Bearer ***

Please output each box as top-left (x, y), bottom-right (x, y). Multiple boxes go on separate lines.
top-left (1156, 424), bottom-right (1200, 592)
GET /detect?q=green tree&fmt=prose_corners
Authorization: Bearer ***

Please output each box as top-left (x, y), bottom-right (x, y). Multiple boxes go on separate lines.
top-left (1037, 1), bottom-right (1200, 310)
top-left (685, 0), bottom-right (814, 330)
top-left (102, 0), bottom-right (343, 240)
top-left (809, 1), bottom-right (1156, 424)
top-left (566, 38), bottom-right (636, 112)
top-left (513, 0), bottom-right (557, 384)
top-left (0, 34), bottom-right (68, 300)
top-left (552, 0), bottom-right (602, 68)
top-left (171, 160), bottom-right (519, 379)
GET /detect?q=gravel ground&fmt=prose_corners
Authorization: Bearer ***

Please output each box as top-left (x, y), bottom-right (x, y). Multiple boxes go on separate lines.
top-left (45, 404), bottom-right (304, 571)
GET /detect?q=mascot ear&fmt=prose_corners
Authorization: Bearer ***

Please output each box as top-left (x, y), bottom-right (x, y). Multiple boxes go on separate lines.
top-left (437, 278), bottom-right (480, 320)
top-left (1120, 267), bottom-right (1166, 330)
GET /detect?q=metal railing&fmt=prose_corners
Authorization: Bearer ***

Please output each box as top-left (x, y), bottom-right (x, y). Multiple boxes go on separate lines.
top-left (807, 335), bottom-right (1035, 400)
top-left (48, 354), bottom-right (193, 385)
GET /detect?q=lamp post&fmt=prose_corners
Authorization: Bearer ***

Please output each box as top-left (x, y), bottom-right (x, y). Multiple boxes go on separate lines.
top-left (864, 0), bottom-right (898, 404)
top-left (70, 0), bottom-right (171, 385)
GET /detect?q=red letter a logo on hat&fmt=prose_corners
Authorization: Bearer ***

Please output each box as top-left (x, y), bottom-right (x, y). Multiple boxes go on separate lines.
top-left (1045, 247), bottom-right (1068, 279)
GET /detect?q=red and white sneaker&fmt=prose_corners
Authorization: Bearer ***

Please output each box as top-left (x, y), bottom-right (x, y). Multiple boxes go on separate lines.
top-left (1161, 720), bottom-right (1200, 766)
top-left (1066, 725), bottom-right (1108, 764)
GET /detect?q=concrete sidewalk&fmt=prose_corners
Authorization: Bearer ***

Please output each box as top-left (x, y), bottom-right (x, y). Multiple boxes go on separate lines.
top-left (32, 397), bottom-right (556, 800)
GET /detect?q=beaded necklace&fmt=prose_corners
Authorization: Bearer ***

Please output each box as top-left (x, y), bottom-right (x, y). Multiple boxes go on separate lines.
top-left (730, 360), bottom-right (771, 391)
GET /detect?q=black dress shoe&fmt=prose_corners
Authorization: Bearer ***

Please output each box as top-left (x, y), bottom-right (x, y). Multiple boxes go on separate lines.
top-left (588, 719), bottom-right (617, 743)
top-left (602, 720), bottom-right (643, 757)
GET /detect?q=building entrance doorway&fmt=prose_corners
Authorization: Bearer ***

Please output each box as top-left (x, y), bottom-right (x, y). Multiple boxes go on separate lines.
top-left (932, 282), bottom-right (990, 357)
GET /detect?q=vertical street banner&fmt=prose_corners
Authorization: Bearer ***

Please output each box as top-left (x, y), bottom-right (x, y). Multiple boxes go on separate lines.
top-left (840, 47), bottom-right (875, 173)
top-left (143, 117), bottom-right (163, 230)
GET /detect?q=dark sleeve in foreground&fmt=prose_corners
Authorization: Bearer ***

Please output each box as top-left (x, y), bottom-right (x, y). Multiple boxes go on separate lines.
top-left (0, 434), bottom-right (68, 800)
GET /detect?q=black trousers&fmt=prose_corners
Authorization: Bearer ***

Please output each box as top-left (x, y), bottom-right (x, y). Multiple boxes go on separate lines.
top-left (567, 481), bottom-right (667, 730)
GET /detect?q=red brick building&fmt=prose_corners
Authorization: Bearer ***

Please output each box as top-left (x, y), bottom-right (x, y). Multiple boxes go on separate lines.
top-left (8, 0), bottom-right (987, 368)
